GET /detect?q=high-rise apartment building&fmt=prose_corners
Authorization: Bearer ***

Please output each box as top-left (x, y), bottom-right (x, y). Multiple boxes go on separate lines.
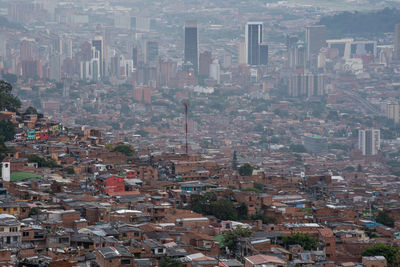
top-left (145, 41), bottom-right (159, 65)
top-left (184, 21), bottom-right (198, 75)
top-left (245, 22), bottom-right (268, 66)
top-left (394, 24), bottom-right (400, 60)
top-left (358, 129), bottom-right (380, 156)
top-left (305, 25), bottom-right (326, 61)
top-left (386, 102), bottom-right (399, 124)
top-left (288, 73), bottom-right (325, 97)
top-left (92, 36), bottom-right (105, 79)
top-left (199, 51), bottom-right (212, 77)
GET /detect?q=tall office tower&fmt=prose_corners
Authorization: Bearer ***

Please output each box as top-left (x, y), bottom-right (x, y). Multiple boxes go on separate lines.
top-left (259, 44), bottom-right (268, 65)
top-left (52, 35), bottom-right (63, 56)
top-left (199, 51), bottom-right (212, 77)
top-left (20, 40), bottom-right (33, 60)
top-left (358, 129), bottom-right (380, 156)
top-left (288, 43), bottom-right (306, 68)
top-left (238, 42), bottom-right (246, 65)
top-left (245, 22), bottom-right (268, 66)
top-left (0, 33), bottom-right (6, 57)
top-left (184, 21), bottom-right (198, 75)
top-left (209, 59), bottom-right (220, 84)
top-left (386, 102), bottom-right (400, 124)
top-left (50, 54), bottom-right (61, 81)
top-left (394, 24), bottom-right (400, 61)
top-left (110, 53), bottom-right (120, 78)
top-left (286, 34), bottom-right (299, 51)
top-left (145, 41), bottom-right (159, 65)
top-left (65, 38), bottom-right (72, 59)
top-left (305, 25), bottom-right (326, 61)
top-left (92, 36), bottom-right (105, 79)
top-left (132, 45), bottom-right (138, 67)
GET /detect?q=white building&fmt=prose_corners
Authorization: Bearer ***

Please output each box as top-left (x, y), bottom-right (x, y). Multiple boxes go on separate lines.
top-left (358, 129), bottom-right (380, 156)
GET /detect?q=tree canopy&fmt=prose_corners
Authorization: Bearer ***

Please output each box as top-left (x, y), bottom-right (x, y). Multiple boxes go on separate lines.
top-left (111, 144), bottom-right (135, 156)
top-left (0, 80), bottom-right (21, 112)
top-left (28, 155), bottom-right (60, 168)
top-left (238, 163), bottom-right (253, 176)
top-left (222, 226), bottom-right (253, 251)
top-left (159, 257), bottom-right (182, 267)
top-left (0, 120), bottom-right (15, 141)
top-left (190, 193), bottom-right (239, 220)
top-left (282, 233), bottom-right (318, 251)
top-left (362, 243), bottom-right (400, 267)
top-left (376, 210), bottom-right (395, 228)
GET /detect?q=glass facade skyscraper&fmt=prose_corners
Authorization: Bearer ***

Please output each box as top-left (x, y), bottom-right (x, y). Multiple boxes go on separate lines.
top-left (184, 21), bottom-right (198, 75)
top-left (245, 22), bottom-right (268, 66)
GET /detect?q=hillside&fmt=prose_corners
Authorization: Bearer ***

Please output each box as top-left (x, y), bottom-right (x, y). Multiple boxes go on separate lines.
top-left (318, 8), bottom-right (400, 38)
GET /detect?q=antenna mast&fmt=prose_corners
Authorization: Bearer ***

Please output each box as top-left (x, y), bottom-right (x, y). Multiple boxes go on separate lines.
top-left (183, 101), bottom-right (189, 154)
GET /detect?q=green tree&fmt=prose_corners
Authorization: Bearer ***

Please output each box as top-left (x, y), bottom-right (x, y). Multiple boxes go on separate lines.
top-left (250, 213), bottom-right (277, 224)
top-left (253, 182), bottom-right (264, 191)
top-left (28, 155), bottom-right (60, 168)
top-left (112, 144), bottom-right (135, 156)
top-left (289, 144), bottom-right (307, 153)
top-left (222, 226), bottom-right (253, 251)
top-left (362, 243), bottom-right (400, 267)
top-left (0, 136), bottom-right (7, 161)
top-left (212, 199), bottom-right (238, 220)
top-left (160, 257), bottom-right (182, 267)
top-left (190, 192), bottom-right (217, 215)
top-left (64, 167), bottom-right (75, 175)
top-left (238, 163), bottom-right (253, 176)
top-left (282, 233), bottom-right (318, 251)
top-left (237, 202), bottom-right (248, 220)
top-left (23, 106), bottom-right (43, 118)
top-left (0, 80), bottom-right (21, 112)
top-left (376, 211), bottom-right (395, 228)
top-left (2, 73), bottom-right (17, 86)
top-left (0, 120), bottom-right (15, 141)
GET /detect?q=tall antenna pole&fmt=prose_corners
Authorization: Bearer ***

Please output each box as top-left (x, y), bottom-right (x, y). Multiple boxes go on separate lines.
top-left (183, 101), bottom-right (189, 154)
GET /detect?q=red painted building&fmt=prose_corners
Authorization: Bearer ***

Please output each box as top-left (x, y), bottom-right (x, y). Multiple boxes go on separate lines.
top-left (96, 175), bottom-right (125, 195)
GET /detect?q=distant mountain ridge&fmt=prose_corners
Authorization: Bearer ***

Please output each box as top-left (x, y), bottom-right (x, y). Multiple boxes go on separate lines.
top-left (317, 8), bottom-right (400, 38)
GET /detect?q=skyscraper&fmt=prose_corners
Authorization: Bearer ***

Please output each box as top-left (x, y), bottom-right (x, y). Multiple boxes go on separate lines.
top-left (184, 21), bottom-right (198, 75)
top-left (92, 36), bottom-right (105, 79)
top-left (145, 41), bottom-right (159, 65)
top-left (394, 24), bottom-right (400, 61)
top-left (386, 102), bottom-right (399, 124)
top-left (305, 25), bottom-right (326, 61)
top-left (245, 22), bottom-right (268, 66)
top-left (358, 129), bottom-right (380, 156)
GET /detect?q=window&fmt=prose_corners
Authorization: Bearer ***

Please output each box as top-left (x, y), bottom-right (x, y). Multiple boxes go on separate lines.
top-left (23, 232), bottom-right (29, 237)
top-left (59, 237), bottom-right (69, 243)
top-left (134, 232), bottom-right (139, 237)
top-left (121, 259), bottom-right (131, 264)
top-left (10, 227), bottom-right (18, 232)
top-left (157, 248), bottom-right (164, 253)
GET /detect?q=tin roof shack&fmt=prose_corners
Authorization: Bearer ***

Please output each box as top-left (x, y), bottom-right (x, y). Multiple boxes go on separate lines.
top-left (96, 246), bottom-right (134, 267)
